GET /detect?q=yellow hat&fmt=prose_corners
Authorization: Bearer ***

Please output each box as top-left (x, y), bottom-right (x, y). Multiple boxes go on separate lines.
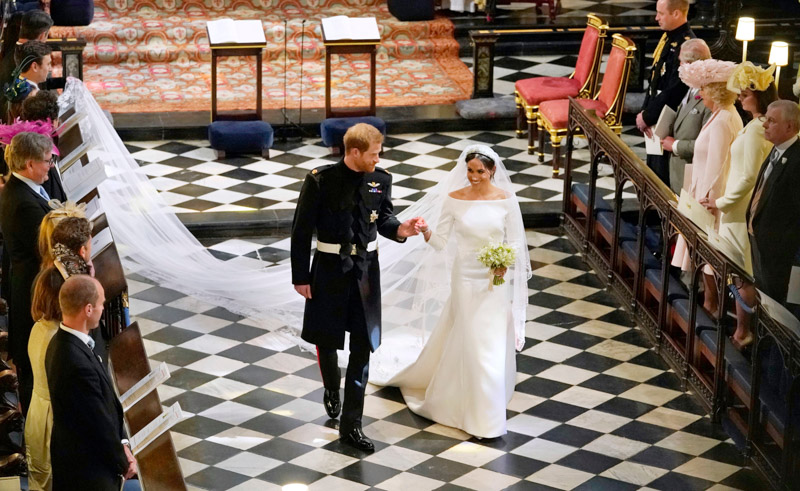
top-left (727, 62), bottom-right (776, 94)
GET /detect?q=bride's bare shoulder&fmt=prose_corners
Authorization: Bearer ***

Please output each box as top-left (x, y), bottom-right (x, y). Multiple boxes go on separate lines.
top-left (448, 187), bottom-right (470, 199)
top-left (489, 185), bottom-right (510, 200)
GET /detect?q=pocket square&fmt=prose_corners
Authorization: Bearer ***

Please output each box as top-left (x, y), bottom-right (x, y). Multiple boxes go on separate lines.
top-left (690, 108), bottom-right (699, 114)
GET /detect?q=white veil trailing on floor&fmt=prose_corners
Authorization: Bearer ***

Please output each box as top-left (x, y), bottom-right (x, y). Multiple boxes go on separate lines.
top-left (60, 79), bottom-right (530, 366)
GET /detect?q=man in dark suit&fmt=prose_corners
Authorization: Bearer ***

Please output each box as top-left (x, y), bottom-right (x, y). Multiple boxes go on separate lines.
top-left (291, 123), bottom-right (422, 451)
top-left (637, 0), bottom-right (695, 187)
top-left (0, 10), bottom-right (52, 121)
top-left (0, 131), bottom-right (56, 412)
top-left (747, 100), bottom-right (800, 304)
top-left (21, 90), bottom-right (66, 201)
top-left (46, 275), bottom-right (137, 490)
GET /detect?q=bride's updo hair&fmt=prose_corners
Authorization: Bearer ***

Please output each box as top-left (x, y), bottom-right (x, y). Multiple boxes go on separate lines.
top-left (465, 152), bottom-right (495, 173)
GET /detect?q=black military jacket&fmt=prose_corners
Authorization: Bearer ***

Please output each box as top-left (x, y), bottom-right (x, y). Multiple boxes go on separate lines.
top-left (291, 160), bottom-right (404, 351)
top-left (642, 22), bottom-right (695, 127)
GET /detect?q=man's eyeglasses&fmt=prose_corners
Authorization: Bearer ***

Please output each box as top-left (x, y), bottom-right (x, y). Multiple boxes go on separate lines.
top-left (39, 156), bottom-right (57, 167)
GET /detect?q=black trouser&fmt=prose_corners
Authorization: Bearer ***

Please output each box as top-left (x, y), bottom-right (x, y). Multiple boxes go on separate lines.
top-left (16, 359), bottom-right (32, 416)
top-left (316, 278), bottom-right (371, 435)
top-left (646, 153), bottom-right (670, 188)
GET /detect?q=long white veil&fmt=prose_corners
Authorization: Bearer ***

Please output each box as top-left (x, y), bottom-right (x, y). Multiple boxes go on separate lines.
top-left (59, 79), bottom-right (530, 365)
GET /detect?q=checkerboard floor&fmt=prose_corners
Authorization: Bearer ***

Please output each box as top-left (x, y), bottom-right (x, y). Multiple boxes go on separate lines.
top-left (128, 127), bottom-right (645, 215)
top-left (132, 229), bottom-right (769, 490)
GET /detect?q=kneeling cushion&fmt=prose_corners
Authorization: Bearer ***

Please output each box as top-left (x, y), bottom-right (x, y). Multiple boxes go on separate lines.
top-left (209, 120), bottom-right (274, 154)
top-left (321, 117), bottom-right (386, 148)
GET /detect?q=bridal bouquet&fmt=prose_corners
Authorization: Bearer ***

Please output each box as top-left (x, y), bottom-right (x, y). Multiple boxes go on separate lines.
top-left (477, 242), bottom-right (516, 286)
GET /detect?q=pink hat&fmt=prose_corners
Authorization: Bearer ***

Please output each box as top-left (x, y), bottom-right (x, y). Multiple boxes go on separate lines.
top-left (678, 59), bottom-right (737, 90)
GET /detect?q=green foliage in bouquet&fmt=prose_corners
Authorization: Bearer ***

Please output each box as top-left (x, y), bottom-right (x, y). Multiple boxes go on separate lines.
top-left (476, 242), bottom-right (516, 286)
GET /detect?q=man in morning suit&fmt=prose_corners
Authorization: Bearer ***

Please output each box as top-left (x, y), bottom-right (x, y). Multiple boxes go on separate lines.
top-left (46, 275), bottom-right (137, 490)
top-left (0, 132), bottom-right (56, 413)
top-left (636, 0), bottom-right (694, 187)
top-left (660, 38), bottom-right (712, 194)
top-left (746, 100), bottom-right (800, 304)
top-left (291, 123), bottom-right (422, 451)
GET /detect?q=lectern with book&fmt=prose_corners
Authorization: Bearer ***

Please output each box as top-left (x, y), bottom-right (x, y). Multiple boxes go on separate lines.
top-left (321, 16), bottom-right (381, 118)
top-left (206, 19), bottom-right (267, 121)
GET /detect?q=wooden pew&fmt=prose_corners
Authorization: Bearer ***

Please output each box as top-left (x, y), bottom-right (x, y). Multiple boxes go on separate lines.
top-left (109, 323), bottom-right (186, 491)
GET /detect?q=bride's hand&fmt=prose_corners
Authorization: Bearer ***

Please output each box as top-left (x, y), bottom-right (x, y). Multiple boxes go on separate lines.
top-left (492, 267), bottom-right (507, 278)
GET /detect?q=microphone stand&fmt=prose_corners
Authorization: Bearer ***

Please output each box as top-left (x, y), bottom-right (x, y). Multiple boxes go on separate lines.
top-left (276, 19), bottom-right (305, 142)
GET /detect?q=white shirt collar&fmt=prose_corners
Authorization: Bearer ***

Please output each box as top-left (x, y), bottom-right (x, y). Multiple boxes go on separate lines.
top-left (11, 172), bottom-right (46, 197)
top-left (773, 135), bottom-right (798, 161)
top-left (60, 323), bottom-right (94, 350)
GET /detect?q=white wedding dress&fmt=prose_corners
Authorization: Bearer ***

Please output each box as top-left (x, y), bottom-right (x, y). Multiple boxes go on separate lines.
top-left (383, 196), bottom-right (517, 438)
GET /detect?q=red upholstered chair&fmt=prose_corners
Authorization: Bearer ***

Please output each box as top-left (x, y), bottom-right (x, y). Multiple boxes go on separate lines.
top-left (514, 14), bottom-right (607, 157)
top-left (538, 34), bottom-right (636, 176)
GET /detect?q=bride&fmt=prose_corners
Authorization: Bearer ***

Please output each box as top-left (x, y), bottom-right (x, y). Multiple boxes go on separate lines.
top-left (371, 144), bottom-right (531, 438)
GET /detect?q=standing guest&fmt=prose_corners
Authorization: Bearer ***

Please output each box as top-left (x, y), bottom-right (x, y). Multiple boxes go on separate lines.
top-left (291, 123), bottom-right (422, 451)
top-left (4, 41), bottom-right (52, 122)
top-left (0, 132), bottom-right (56, 413)
top-left (637, 0), bottom-right (695, 187)
top-left (46, 275), bottom-right (137, 491)
top-left (20, 90), bottom-right (65, 202)
top-left (660, 38), bottom-right (713, 194)
top-left (700, 62), bottom-right (777, 348)
top-left (24, 263), bottom-right (84, 491)
top-left (746, 100), bottom-right (800, 304)
top-left (0, 10), bottom-right (52, 119)
top-left (671, 59), bottom-right (742, 315)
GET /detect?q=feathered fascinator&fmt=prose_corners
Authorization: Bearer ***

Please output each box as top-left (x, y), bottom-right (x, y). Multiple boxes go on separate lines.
top-left (679, 59), bottom-right (737, 89)
top-left (3, 55), bottom-right (37, 103)
top-left (0, 118), bottom-right (59, 156)
top-left (47, 199), bottom-right (86, 217)
top-left (726, 62), bottom-right (776, 94)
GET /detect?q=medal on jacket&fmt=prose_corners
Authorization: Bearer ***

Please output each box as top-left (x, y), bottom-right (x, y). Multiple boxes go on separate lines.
top-left (370, 210), bottom-right (378, 223)
top-left (368, 181), bottom-right (382, 194)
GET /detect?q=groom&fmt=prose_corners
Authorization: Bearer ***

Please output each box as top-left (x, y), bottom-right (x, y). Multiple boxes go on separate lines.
top-left (291, 123), bottom-right (422, 451)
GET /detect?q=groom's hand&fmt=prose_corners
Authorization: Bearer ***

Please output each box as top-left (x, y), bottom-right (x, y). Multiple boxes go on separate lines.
top-left (397, 217), bottom-right (422, 238)
top-left (294, 284), bottom-right (312, 299)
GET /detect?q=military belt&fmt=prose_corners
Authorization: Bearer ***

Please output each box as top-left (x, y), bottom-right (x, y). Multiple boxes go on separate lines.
top-left (316, 240), bottom-right (378, 255)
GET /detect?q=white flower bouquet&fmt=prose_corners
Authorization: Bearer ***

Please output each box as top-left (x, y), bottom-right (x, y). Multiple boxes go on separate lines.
top-left (477, 242), bottom-right (516, 287)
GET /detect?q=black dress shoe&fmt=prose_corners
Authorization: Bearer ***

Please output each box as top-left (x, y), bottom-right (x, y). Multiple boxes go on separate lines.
top-left (323, 389), bottom-right (341, 419)
top-left (339, 427), bottom-right (374, 452)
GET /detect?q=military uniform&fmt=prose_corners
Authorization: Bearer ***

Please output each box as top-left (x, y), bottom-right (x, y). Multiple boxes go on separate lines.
top-left (291, 159), bottom-right (404, 434)
top-left (643, 22), bottom-right (695, 187)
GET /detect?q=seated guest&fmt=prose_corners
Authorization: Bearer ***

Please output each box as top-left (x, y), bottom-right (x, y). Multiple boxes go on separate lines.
top-left (20, 90), bottom-right (66, 201)
top-left (747, 100), bottom-right (800, 305)
top-left (0, 10), bottom-right (52, 120)
top-left (24, 263), bottom-right (84, 491)
top-left (46, 275), bottom-right (138, 491)
top-left (0, 132), bottom-right (57, 413)
top-left (4, 41), bottom-right (53, 122)
top-left (700, 62), bottom-right (777, 349)
top-left (660, 38), bottom-right (713, 194)
top-left (671, 59), bottom-right (742, 315)
top-left (49, 216), bottom-right (93, 277)
top-left (37, 201), bottom-right (86, 270)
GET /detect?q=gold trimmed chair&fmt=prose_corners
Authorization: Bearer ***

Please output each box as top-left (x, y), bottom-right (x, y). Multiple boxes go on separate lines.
top-left (514, 14), bottom-right (607, 157)
top-left (537, 33), bottom-right (636, 176)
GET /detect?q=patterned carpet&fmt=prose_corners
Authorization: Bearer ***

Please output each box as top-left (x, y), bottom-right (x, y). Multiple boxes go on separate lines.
top-left (50, 0), bottom-right (473, 113)
top-left (132, 229), bottom-right (769, 490)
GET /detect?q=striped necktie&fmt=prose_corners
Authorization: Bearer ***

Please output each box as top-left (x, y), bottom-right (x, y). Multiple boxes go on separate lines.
top-left (748, 148), bottom-right (779, 235)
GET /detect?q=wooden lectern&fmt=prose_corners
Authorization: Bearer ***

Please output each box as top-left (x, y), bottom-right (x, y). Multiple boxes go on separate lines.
top-left (206, 20), bottom-right (267, 121)
top-left (321, 17), bottom-right (381, 118)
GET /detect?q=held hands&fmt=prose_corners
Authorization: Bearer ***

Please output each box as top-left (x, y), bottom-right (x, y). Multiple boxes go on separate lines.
top-left (123, 444), bottom-right (138, 480)
top-left (636, 112), bottom-right (653, 138)
top-left (661, 136), bottom-right (675, 152)
top-left (397, 216), bottom-right (424, 238)
top-left (492, 266), bottom-right (508, 279)
top-left (698, 197), bottom-right (717, 211)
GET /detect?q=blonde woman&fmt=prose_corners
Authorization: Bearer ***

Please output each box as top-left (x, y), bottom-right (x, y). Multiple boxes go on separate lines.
top-left (37, 200), bottom-right (86, 270)
top-left (671, 59), bottom-right (743, 315)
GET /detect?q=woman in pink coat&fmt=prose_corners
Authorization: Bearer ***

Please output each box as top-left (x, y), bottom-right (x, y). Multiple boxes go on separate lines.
top-left (671, 59), bottom-right (743, 315)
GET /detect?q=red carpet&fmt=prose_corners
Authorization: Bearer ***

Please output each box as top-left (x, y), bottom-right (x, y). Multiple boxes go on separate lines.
top-left (50, 1), bottom-right (474, 114)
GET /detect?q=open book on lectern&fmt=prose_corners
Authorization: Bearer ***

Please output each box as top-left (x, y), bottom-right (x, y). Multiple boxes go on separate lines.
top-left (206, 18), bottom-right (266, 45)
top-left (321, 16), bottom-right (380, 41)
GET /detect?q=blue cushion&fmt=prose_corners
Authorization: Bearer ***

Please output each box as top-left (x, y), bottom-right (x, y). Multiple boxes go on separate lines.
top-left (388, 0), bottom-right (434, 21)
top-left (208, 121), bottom-right (274, 153)
top-left (726, 348), bottom-right (752, 395)
top-left (51, 0), bottom-right (95, 25)
top-left (620, 240), bottom-right (660, 270)
top-left (320, 117), bottom-right (386, 148)
top-left (644, 267), bottom-right (689, 302)
top-left (671, 298), bottom-right (715, 331)
top-left (572, 183), bottom-right (613, 213)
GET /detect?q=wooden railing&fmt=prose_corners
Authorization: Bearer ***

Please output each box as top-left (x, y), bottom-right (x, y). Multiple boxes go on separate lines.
top-left (563, 98), bottom-right (799, 490)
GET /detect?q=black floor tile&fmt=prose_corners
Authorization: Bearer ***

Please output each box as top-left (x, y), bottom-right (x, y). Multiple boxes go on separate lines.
top-left (171, 415), bottom-right (233, 439)
top-left (332, 461), bottom-right (401, 486)
top-left (524, 400), bottom-right (587, 423)
top-left (249, 437), bottom-right (314, 461)
top-left (573, 476), bottom-right (639, 491)
top-left (179, 440), bottom-right (241, 465)
top-left (143, 326), bottom-right (203, 345)
top-left (226, 365), bottom-right (285, 386)
top-left (556, 449), bottom-right (621, 474)
top-left (382, 407), bottom-right (435, 429)
top-left (396, 431), bottom-right (462, 455)
top-left (185, 466), bottom-right (250, 490)
top-left (515, 376), bottom-right (571, 398)
top-left (482, 453), bottom-right (548, 478)
top-left (149, 346), bottom-right (208, 367)
top-left (258, 463), bottom-right (327, 486)
top-left (163, 390), bottom-right (225, 414)
top-left (408, 456), bottom-right (470, 481)
top-left (214, 325), bottom-right (273, 343)
top-left (232, 388), bottom-right (295, 412)
top-left (580, 374), bottom-right (640, 395)
top-left (164, 368), bottom-right (216, 391)
top-left (629, 446), bottom-right (694, 470)
top-left (563, 352), bottom-right (622, 372)
top-left (539, 424), bottom-right (602, 447)
top-left (647, 471), bottom-right (714, 491)
top-left (611, 421), bottom-right (674, 444)
top-left (241, 412), bottom-right (306, 435)
top-left (593, 397), bottom-right (656, 419)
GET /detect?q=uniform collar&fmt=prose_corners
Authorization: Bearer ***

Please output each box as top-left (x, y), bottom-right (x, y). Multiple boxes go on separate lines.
top-left (339, 159), bottom-right (365, 181)
top-left (667, 22), bottom-right (689, 38)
